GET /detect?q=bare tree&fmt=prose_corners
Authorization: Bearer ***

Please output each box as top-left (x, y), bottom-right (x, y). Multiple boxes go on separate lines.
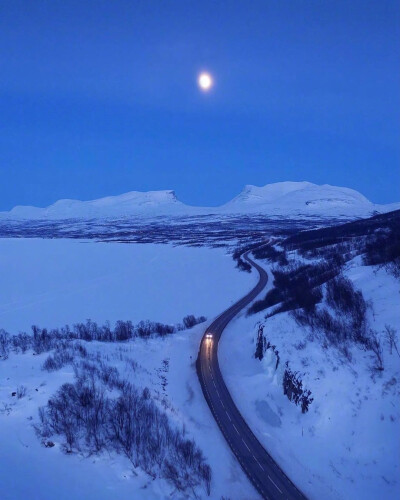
top-left (384, 324), bottom-right (399, 357)
top-left (369, 331), bottom-right (384, 371)
top-left (254, 324), bottom-right (265, 361)
top-left (200, 463), bottom-right (212, 496)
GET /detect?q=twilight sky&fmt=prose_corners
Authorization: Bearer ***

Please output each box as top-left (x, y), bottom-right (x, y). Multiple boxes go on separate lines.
top-left (0, 0), bottom-right (399, 209)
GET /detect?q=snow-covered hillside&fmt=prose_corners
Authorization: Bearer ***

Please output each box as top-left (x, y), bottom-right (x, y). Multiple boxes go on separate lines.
top-left (0, 182), bottom-right (398, 220)
top-left (219, 247), bottom-right (400, 499)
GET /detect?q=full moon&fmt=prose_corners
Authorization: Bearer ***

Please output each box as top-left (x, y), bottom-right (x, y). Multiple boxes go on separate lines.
top-left (198, 72), bottom-right (213, 91)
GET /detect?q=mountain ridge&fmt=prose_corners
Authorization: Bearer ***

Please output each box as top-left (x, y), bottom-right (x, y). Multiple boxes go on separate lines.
top-left (1, 182), bottom-right (398, 220)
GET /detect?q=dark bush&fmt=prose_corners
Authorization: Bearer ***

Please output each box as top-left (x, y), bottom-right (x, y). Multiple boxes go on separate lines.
top-left (362, 229), bottom-right (400, 279)
top-left (326, 276), bottom-right (367, 342)
top-left (248, 261), bottom-right (331, 316)
top-left (269, 286), bottom-right (322, 317)
top-left (291, 275), bottom-right (370, 351)
top-left (284, 209), bottom-right (400, 254)
top-left (236, 258), bottom-right (252, 273)
top-left (182, 315), bottom-right (198, 329)
top-left (252, 245), bottom-right (288, 265)
top-left (32, 325), bottom-right (56, 354)
top-left (283, 363), bottom-right (313, 413)
top-left (248, 288), bottom-right (284, 315)
top-left (114, 320), bottom-right (134, 341)
top-left (232, 244), bottom-right (259, 273)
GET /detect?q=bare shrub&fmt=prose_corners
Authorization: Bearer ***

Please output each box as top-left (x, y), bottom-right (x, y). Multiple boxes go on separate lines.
top-left (42, 343), bottom-right (88, 372)
top-left (12, 333), bottom-right (30, 353)
top-left (16, 385), bottom-right (27, 399)
top-left (37, 360), bottom-right (212, 496)
top-left (0, 329), bottom-right (9, 359)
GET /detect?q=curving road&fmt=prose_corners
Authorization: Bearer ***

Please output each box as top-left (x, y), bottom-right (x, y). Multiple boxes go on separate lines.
top-left (196, 251), bottom-right (307, 500)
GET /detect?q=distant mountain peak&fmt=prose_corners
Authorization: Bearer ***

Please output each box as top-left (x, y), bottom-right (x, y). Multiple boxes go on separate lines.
top-left (222, 181), bottom-right (372, 213)
top-left (5, 189), bottom-right (184, 219)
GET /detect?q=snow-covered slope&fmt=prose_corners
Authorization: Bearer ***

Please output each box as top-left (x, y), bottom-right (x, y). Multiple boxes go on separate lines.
top-left (219, 256), bottom-right (400, 500)
top-left (1, 182), bottom-right (398, 220)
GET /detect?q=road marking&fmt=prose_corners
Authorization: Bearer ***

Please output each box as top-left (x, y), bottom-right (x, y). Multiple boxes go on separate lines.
top-left (233, 423), bottom-right (239, 434)
top-left (253, 456), bottom-right (265, 471)
top-left (226, 411), bottom-right (231, 421)
top-left (268, 475), bottom-right (283, 494)
top-left (242, 439), bottom-right (251, 452)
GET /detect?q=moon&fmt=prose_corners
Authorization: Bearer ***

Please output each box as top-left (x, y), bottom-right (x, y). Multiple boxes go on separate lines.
top-left (198, 72), bottom-right (213, 92)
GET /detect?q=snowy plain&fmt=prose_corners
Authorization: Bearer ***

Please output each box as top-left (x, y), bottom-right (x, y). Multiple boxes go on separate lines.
top-left (0, 238), bottom-right (256, 333)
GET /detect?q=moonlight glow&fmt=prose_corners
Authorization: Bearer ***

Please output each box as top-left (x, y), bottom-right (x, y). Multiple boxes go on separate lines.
top-left (198, 72), bottom-right (213, 91)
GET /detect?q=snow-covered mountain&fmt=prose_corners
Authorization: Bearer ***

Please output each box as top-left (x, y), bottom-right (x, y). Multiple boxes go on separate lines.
top-left (4, 190), bottom-right (187, 219)
top-left (219, 181), bottom-right (387, 216)
top-left (1, 182), bottom-right (398, 220)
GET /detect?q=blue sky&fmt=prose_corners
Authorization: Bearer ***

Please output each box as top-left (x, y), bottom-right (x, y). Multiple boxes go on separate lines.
top-left (0, 0), bottom-right (399, 209)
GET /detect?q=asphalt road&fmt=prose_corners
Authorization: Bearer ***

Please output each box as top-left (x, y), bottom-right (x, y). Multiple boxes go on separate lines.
top-left (196, 251), bottom-right (307, 500)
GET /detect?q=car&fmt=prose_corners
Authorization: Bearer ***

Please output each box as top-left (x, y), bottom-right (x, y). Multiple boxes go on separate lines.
top-left (205, 333), bottom-right (213, 340)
